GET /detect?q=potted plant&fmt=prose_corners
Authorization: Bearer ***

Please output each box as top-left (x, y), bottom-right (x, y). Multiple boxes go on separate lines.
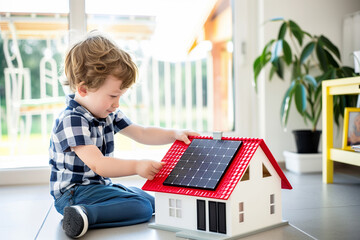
top-left (253, 18), bottom-right (357, 154)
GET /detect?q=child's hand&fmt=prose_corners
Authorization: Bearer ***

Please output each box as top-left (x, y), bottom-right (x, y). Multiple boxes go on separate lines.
top-left (175, 130), bottom-right (200, 145)
top-left (136, 160), bottom-right (166, 180)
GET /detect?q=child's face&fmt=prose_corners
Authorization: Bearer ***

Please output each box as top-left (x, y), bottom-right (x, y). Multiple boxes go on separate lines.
top-left (83, 75), bottom-right (128, 118)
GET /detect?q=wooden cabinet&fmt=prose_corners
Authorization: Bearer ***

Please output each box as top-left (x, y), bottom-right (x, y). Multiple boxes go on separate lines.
top-left (322, 76), bottom-right (360, 183)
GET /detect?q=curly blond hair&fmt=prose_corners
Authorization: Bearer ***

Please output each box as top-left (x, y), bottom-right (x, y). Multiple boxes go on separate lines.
top-left (63, 32), bottom-right (137, 92)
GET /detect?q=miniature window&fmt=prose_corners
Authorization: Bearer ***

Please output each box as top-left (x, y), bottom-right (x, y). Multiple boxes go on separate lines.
top-left (270, 194), bottom-right (275, 214)
top-left (262, 163), bottom-right (271, 178)
top-left (240, 167), bottom-right (250, 181)
top-left (238, 202), bottom-right (244, 223)
top-left (169, 198), bottom-right (182, 218)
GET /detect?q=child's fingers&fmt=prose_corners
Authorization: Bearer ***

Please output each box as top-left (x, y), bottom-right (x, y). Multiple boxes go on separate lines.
top-left (182, 135), bottom-right (191, 145)
top-left (152, 161), bottom-right (165, 171)
top-left (148, 166), bottom-right (163, 179)
top-left (177, 130), bottom-right (200, 144)
top-left (148, 171), bottom-right (157, 178)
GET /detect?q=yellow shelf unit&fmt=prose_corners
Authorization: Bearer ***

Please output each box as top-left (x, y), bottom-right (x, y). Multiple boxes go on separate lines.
top-left (322, 76), bottom-right (360, 183)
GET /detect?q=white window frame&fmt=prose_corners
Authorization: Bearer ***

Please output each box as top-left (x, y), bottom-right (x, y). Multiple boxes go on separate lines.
top-left (169, 198), bottom-right (182, 218)
top-left (270, 194), bottom-right (275, 214)
top-left (238, 201), bottom-right (244, 223)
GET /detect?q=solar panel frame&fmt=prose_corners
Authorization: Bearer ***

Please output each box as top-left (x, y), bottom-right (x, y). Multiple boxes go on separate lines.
top-left (163, 139), bottom-right (243, 190)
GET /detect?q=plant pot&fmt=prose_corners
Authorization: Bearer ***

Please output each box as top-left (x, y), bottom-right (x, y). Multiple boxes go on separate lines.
top-left (292, 130), bottom-right (322, 153)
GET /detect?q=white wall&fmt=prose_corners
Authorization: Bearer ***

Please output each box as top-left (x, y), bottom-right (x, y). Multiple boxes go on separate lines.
top-left (233, 0), bottom-right (360, 161)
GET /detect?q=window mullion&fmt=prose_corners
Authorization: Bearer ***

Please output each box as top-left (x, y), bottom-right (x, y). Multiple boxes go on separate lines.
top-left (69, 0), bottom-right (86, 44)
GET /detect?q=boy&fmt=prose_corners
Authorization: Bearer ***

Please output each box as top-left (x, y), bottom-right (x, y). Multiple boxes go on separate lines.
top-left (49, 32), bottom-right (198, 238)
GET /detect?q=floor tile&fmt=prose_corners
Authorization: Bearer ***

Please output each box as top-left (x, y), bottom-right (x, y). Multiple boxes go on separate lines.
top-left (0, 184), bottom-right (52, 239)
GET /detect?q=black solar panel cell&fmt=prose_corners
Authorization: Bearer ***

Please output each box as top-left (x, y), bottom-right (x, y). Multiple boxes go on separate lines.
top-left (163, 139), bottom-right (242, 190)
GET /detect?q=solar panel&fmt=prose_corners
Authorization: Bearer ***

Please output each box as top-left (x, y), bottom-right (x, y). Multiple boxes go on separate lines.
top-left (163, 139), bottom-right (242, 190)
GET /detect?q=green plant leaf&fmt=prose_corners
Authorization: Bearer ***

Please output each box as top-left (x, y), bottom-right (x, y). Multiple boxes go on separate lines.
top-left (324, 49), bottom-right (339, 68)
top-left (340, 66), bottom-right (355, 77)
top-left (253, 52), bottom-right (272, 90)
top-left (270, 40), bottom-right (283, 63)
top-left (278, 22), bottom-right (287, 39)
top-left (291, 58), bottom-right (301, 81)
top-left (319, 35), bottom-right (340, 60)
top-left (313, 100), bottom-right (322, 131)
top-left (330, 67), bottom-right (336, 79)
top-left (280, 81), bottom-right (296, 128)
top-left (289, 20), bottom-right (304, 46)
top-left (333, 95), bottom-right (341, 126)
top-left (314, 82), bottom-right (322, 101)
top-left (304, 111), bottom-right (312, 123)
top-left (337, 96), bottom-right (347, 124)
top-left (269, 65), bottom-right (276, 80)
top-left (303, 30), bottom-right (312, 38)
top-left (253, 40), bottom-right (274, 91)
top-left (271, 57), bottom-right (284, 79)
top-left (318, 68), bottom-right (334, 81)
top-left (316, 43), bottom-right (328, 71)
top-left (262, 39), bottom-right (275, 56)
top-left (282, 40), bottom-right (292, 65)
top-left (294, 83), bottom-right (307, 114)
top-left (253, 56), bottom-right (262, 91)
top-left (300, 42), bottom-right (315, 64)
top-left (304, 74), bottom-right (317, 88)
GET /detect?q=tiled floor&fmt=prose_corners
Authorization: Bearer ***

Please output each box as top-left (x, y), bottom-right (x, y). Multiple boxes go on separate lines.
top-left (1, 165), bottom-right (359, 240)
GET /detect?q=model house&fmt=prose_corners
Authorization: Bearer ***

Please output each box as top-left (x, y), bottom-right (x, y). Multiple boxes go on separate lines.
top-left (142, 136), bottom-right (293, 239)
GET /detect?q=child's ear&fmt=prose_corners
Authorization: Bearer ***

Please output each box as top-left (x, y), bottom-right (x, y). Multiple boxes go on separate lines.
top-left (77, 82), bottom-right (88, 97)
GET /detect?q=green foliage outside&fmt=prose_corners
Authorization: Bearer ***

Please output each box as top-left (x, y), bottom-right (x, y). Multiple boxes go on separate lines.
top-left (0, 37), bottom-right (65, 136)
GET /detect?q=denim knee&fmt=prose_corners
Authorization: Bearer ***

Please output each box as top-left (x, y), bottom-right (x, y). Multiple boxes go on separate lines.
top-left (132, 196), bottom-right (153, 221)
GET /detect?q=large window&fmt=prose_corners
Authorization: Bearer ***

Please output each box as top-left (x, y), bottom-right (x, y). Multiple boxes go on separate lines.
top-left (0, 1), bottom-right (69, 168)
top-left (0, 0), bottom-right (234, 169)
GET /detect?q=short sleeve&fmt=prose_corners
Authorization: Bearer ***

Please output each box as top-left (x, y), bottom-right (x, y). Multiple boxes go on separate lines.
top-left (54, 114), bottom-right (94, 152)
top-left (113, 109), bottom-right (132, 133)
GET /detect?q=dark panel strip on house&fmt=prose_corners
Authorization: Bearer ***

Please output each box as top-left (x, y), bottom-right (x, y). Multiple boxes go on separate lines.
top-left (209, 201), bottom-right (218, 232)
top-left (217, 202), bottom-right (226, 234)
top-left (197, 200), bottom-right (206, 231)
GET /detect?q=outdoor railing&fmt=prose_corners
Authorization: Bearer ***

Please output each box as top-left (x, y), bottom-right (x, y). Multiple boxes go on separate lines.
top-left (1, 54), bottom-right (215, 153)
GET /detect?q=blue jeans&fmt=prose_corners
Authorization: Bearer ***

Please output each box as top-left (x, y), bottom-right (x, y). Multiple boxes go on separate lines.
top-left (54, 183), bottom-right (154, 228)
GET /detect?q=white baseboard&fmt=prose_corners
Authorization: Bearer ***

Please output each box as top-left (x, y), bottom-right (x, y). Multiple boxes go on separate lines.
top-left (0, 167), bottom-right (51, 186)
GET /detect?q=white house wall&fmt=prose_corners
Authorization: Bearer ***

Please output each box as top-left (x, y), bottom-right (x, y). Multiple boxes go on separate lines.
top-left (155, 192), bottom-right (232, 235)
top-left (155, 192), bottom-right (197, 230)
top-left (228, 147), bottom-right (283, 236)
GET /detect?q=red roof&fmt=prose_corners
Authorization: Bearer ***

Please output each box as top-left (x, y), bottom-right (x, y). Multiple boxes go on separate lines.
top-left (142, 136), bottom-right (292, 200)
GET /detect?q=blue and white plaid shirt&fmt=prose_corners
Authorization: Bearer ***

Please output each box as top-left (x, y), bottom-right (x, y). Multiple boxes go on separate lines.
top-left (49, 94), bottom-right (132, 199)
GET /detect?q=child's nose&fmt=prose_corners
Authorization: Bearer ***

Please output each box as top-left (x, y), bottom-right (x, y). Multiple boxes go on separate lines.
top-left (112, 99), bottom-right (120, 108)
top-left (112, 101), bottom-right (119, 108)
